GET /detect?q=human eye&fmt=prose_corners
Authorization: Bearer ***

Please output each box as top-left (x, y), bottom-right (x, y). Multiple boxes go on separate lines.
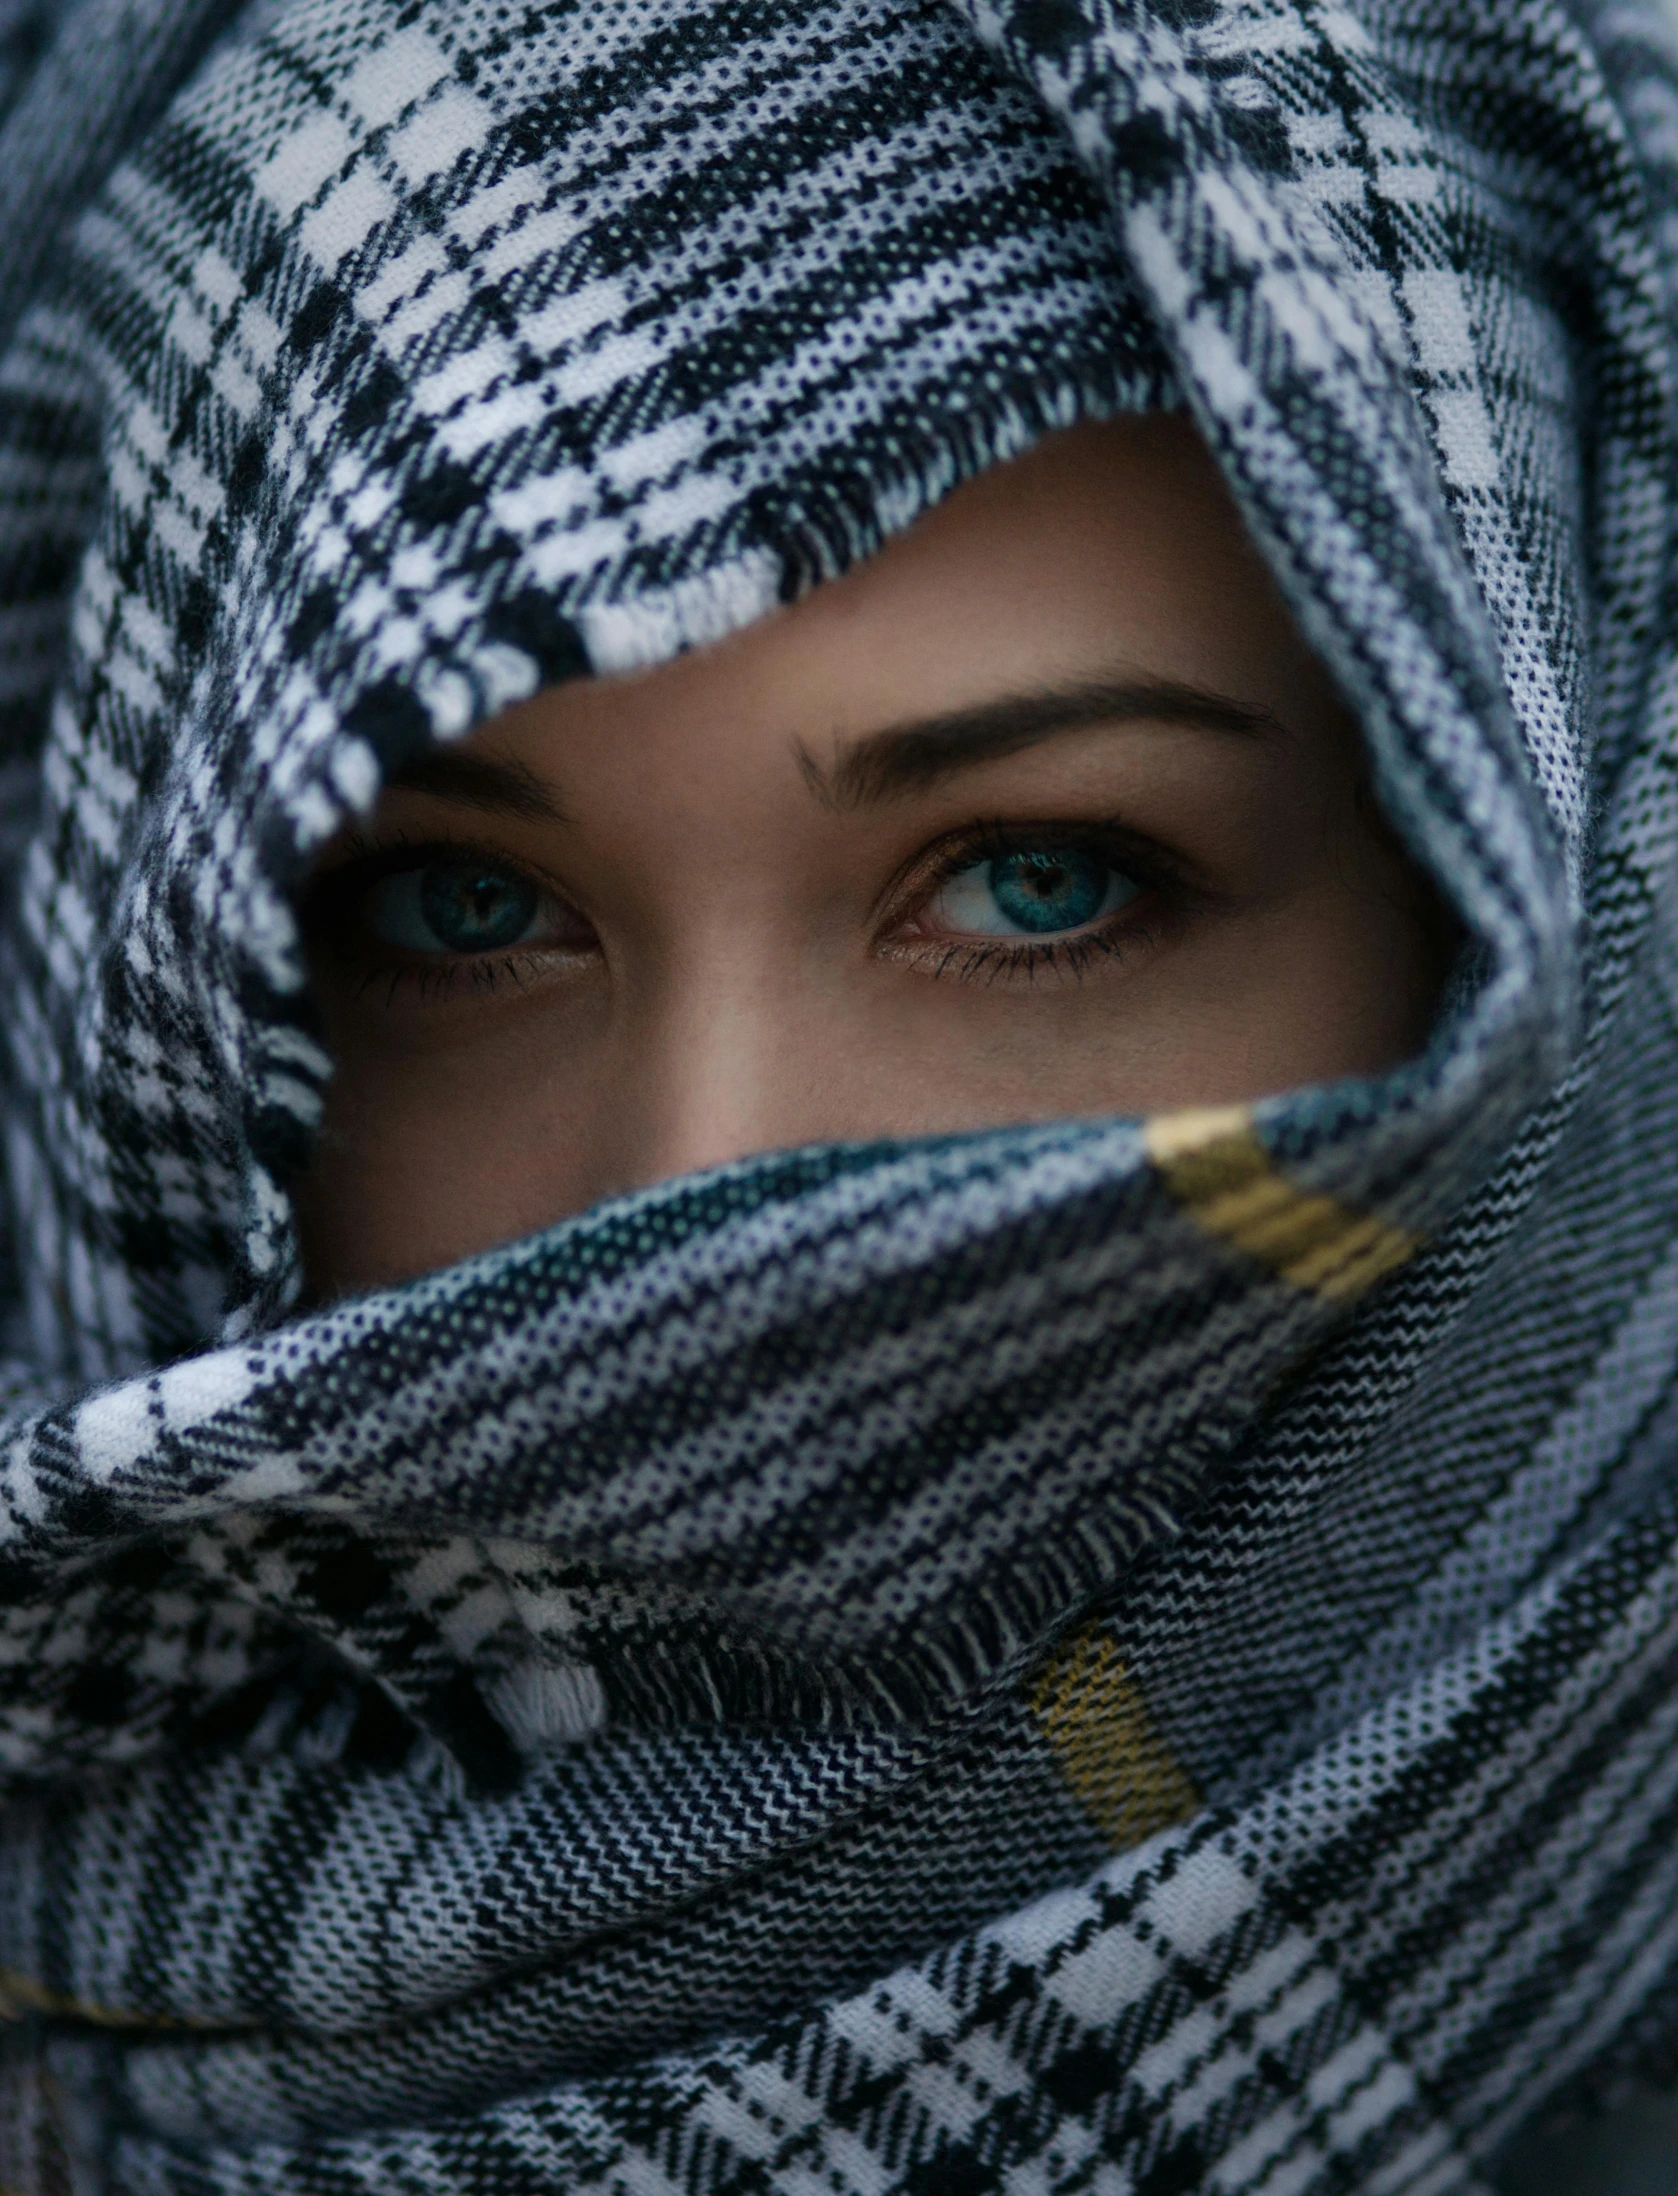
top-left (367, 854), bottom-right (550, 955)
top-left (888, 824), bottom-right (1166, 980)
top-left (306, 840), bottom-right (595, 1001)
top-left (927, 842), bottom-right (1140, 938)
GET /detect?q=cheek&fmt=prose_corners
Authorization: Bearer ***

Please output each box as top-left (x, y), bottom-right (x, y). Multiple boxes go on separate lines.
top-left (1175, 842), bottom-right (1448, 1090)
top-left (1318, 801), bottom-right (1457, 1065)
top-left (295, 1016), bottom-right (607, 1297)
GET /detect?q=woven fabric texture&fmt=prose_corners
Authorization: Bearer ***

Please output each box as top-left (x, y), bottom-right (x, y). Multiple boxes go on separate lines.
top-left (0, 0), bottom-right (1671, 2188)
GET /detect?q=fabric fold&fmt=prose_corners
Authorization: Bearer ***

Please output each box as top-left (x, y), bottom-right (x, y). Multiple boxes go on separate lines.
top-left (0, 0), bottom-right (1672, 2184)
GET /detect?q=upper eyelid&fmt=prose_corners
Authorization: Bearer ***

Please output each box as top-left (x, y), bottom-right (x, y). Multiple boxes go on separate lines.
top-left (305, 830), bottom-right (577, 908)
top-left (935, 818), bottom-right (1176, 872)
top-left (878, 816), bottom-right (1186, 922)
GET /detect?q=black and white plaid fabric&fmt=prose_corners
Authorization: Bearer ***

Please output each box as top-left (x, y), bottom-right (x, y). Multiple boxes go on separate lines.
top-left (0, 0), bottom-right (1671, 2186)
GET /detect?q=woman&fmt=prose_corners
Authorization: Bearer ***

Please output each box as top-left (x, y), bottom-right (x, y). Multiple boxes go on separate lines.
top-left (0, 0), bottom-right (1672, 2188)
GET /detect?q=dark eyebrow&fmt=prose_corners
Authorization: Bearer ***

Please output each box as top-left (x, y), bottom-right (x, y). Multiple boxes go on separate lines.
top-left (798, 678), bottom-right (1279, 810)
top-left (387, 746), bottom-right (564, 823)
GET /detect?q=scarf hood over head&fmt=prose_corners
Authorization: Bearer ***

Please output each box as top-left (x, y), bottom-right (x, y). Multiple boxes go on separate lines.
top-left (0, 0), bottom-right (1674, 2186)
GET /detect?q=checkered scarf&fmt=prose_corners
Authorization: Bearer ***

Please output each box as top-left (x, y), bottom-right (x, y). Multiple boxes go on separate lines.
top-left (0, 0), bottom-right (1672, 2185)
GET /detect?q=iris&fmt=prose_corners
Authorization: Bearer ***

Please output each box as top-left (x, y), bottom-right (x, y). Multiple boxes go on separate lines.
top-left (989, 849), bottom-right (1110, 932)
top-left (370, 858), bottom-right (541, 953)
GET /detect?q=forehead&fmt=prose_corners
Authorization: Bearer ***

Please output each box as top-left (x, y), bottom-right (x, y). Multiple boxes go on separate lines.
top-left (425, 417), bottom-right (1329, 780)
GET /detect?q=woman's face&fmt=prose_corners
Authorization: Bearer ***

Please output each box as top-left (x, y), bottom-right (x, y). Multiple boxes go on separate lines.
top-left (297, 415), bottom-right (1450, 1296)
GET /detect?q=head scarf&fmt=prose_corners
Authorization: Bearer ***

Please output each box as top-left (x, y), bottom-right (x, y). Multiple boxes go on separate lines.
top-left (0, 0), bottom-right (1673, 2186)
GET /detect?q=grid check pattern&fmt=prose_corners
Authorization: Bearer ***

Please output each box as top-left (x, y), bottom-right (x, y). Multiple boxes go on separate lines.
top-left (0, 0), bottom-right (1670, 2187)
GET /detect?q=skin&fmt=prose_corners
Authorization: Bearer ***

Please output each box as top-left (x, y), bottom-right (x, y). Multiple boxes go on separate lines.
top-left (296, 415), bottom-right (1452, 1297)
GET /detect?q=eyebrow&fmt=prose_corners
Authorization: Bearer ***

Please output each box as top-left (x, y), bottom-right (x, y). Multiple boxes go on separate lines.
top-left (798, 677), bottom-right (1280, 810)
top-left (387, 746), bottom-right (564, 822)
top-left (381, 675), bottom-right (1278, 825)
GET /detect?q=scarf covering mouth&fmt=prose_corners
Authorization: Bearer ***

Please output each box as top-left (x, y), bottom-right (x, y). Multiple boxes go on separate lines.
top-left (0, 0), bottom-right (1668, 2180)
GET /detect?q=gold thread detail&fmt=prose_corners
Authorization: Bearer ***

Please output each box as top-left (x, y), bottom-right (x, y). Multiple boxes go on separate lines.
top-left (0, 1967), bottom-right (215, 2033)
top-left (1144, 1105), bottom-right (1418, 1301)
top-left (1031, 1625), bottom-right (1198, 1851)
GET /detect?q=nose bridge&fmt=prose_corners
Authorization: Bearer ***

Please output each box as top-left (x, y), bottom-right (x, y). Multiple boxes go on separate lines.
top-left (612, 951), bottom-right (817, 1188)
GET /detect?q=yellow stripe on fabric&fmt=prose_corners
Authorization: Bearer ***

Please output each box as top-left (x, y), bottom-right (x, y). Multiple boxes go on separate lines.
top-left (1031, 1624), bottom-right (1198, 1851)
top-left (1144, 1105), bottom-right (1418, 1301)
top-left (0, 1967), bottom-right (212, 2032)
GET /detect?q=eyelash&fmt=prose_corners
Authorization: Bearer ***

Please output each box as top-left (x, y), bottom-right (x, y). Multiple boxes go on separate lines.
top-left (915, 929), bottom-right (1139, 985)
top-left (303, 819), bottom-right (1182, 1002)
top-left (884, 818), bottom-right (1178, 984)
top-left (302, 829), bottom-right (577, 1006)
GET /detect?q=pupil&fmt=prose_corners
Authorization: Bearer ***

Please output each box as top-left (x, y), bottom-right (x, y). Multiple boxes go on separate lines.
top-left (420, 861), bottom-right (538, 952)
top-left (988, 849), bottom-right (1106, 934)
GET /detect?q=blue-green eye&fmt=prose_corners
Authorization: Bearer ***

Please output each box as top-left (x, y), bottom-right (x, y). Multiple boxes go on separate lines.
top-left (930, 844), bottom-right (1139, 937)
top-left (367, 858), bottom-right (543, 955)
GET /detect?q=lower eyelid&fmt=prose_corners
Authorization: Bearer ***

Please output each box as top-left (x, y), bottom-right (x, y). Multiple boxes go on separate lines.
top-left (888, 898), bottom-right (1164, 982)
top-left (348, 943), bottom-right (573, 1005)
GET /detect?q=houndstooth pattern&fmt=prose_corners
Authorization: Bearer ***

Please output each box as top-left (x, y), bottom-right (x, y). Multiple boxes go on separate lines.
top-left (0, 0), bottom-right (1671, 2186)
